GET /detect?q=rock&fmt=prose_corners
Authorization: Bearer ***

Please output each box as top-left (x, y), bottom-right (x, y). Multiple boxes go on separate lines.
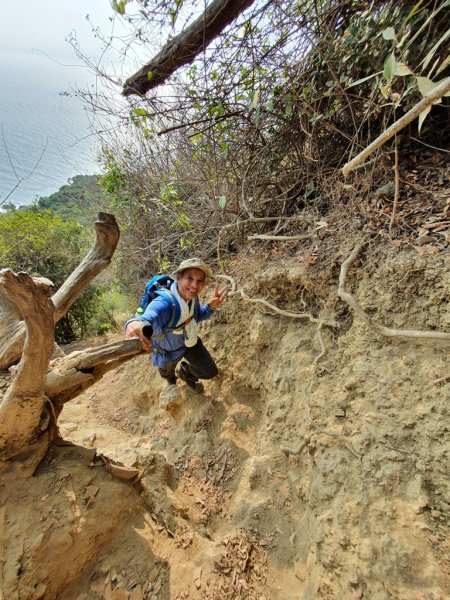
top-left (61, 422), bottom-right (78, 432)
top-left (430, 510), bottom-right (442, 519)
top-left (159, 385), bottom-right (182, 411)
top-left (344, 379), bottom-right (358, 391)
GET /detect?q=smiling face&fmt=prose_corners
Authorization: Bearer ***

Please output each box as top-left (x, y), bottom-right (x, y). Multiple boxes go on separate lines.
top-left (176, 267), bottom-right (206, 301)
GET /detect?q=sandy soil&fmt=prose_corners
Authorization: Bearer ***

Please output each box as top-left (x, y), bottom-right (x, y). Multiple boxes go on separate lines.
top-left (1, 244), bottom-right (450, 599)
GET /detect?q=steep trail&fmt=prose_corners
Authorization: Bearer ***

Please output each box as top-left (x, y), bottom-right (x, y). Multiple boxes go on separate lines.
top-left (2, 245), bottom-right (450, 600)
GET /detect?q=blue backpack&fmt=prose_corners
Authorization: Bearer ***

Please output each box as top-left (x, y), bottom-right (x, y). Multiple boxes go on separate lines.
top-left (137, 274), bottom-right (180, 331)
top-left (137, 274), bottom-right (200, 334)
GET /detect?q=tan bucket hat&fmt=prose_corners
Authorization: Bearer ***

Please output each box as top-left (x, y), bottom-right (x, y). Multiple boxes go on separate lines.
top-left (173, 258), bottom-right (214, 284)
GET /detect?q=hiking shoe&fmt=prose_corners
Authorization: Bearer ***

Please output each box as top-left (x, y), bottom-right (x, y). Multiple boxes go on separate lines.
top-left (179, 363), bottom-right (204, 393)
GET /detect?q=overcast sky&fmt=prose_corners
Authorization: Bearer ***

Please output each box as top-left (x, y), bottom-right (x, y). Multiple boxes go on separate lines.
top-left (0, 0), bottom-right (122, 60)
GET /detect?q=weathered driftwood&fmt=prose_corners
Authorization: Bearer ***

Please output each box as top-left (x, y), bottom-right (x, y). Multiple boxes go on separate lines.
top-left (123, 0), bottom-right (256, 96)
top-left (0, 213), bottom-right (120, 371)
top-left (0, 271), bottom-right (55, 470)
top-left (45, 339), bottom-right (142, 402)
top-left (52, 212), bottom-right (120, 321)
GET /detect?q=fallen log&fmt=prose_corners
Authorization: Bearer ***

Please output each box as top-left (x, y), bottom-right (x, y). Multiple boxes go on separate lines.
top-left (45, 338), bottom-right (143, 402)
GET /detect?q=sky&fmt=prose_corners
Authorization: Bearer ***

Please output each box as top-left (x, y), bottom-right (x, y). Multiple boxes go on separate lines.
top-left (0, 0), bottom-right (121, 61)
top-left (0, 1), bottom-right (133, 205)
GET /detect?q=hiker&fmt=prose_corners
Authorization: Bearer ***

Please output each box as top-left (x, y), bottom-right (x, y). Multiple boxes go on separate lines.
top-left (125, 258), bottom-right (227, 393)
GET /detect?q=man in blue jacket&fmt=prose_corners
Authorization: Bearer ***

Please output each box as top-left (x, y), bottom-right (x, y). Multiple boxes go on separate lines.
top-left (125, 258), bottom-right (227, 393)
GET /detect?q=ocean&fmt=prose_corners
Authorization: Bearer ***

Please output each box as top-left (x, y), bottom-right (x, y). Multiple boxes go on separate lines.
top-left (0, 50), bottom-right (102, 207)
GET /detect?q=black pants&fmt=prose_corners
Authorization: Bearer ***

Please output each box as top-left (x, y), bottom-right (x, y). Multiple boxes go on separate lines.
top-left (158, 338), bottom-right (218, 383)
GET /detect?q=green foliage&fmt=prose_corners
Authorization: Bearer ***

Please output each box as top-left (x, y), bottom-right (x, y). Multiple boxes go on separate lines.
top-left (99, 150), bottom-right (130, 209)
top-left (0, 210), bottom-right (83, 278)
top-left (33, 175), bottom-right (106, 226)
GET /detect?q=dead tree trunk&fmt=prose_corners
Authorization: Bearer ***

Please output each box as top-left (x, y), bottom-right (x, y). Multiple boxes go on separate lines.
top-left (122, 0), bottom-right (256, 96)
top-left (0, 271), bottom-right (55, 474)
top-left (0, 213), bottom-right (136, 476)
top-left (45, 338), bottom-right (142, 404)
top-left (0, 213), bottom-right (120, 371)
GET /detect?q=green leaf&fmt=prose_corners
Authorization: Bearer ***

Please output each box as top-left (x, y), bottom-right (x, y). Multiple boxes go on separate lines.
top-left (382, 27), bottom-right (396, 41)
top-left (112, 0), bottom-right (126, 15)
top-left (383, 53), bottom-right (395, 83)
top-left (250, 90), bottom-right (260, 109)
top-left (393, 63), bottom-right (413, 76)
top-left (218, 196), bottom-right (227, 209)
top-left (132, 108), bottom-right (148, 117)
top-left (437, 54), bottom-right (450, 76)
top-left (418, 106), bottom-right (431, 133)
top-left (345, 71), bottom-right (381, 89)
top-left (254, 105), bottom-right (261, 127)
top-left (221, 143), bottom-right (229, 160)
top-left (416, 76), bottom-right (436, 96)
top-left (403, 0), bottom-right (426, 26)
top-left (421, 28), bottom-right (450, 70)
top-left (147, 71), bottom-right (153, 80)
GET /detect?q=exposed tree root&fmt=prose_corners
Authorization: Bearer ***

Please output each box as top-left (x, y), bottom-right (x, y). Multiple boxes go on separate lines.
top-left (220, 274), bottom-right (335, 327)
top-left (248, 234), bottom-right (313, 242)
top-left (217, 215), bottom-right (309, 263)
top-left (339, 244), bottom-right (450, 342)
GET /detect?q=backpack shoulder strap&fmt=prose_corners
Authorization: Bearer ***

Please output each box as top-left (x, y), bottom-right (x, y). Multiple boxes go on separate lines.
top-left (155, 289), bottom-right (180, 331)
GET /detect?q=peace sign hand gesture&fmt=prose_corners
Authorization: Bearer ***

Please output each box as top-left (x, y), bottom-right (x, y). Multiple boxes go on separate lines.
top-left (208, 283), bottom-right (228, 310)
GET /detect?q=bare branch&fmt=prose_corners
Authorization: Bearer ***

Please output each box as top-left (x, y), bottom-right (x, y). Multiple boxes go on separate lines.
top-left (342, 77), bottom-right (450, 177)
top-left (248, 234), bottom-right (313, 241)
top-left (45, 339), bottom-right (142, 401)
top-left (0, 213), bottom-right (120, 371)
top-left (123, 0), bottom-right (257, 96)
top-left (52, 213), bottom-right (120, 321)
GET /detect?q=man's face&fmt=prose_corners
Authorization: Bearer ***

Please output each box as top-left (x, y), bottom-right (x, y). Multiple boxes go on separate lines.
top-left (176, 267), bottom-right (206, 301)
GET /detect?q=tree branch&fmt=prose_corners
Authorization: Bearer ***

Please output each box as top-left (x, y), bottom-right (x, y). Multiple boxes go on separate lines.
top-left (0, 213), bottom-right (120, 371)
top-left (122, 0), bottom-right (257, 96)
top-left (52, 213), bottom-right (120, 321)
top-left (342, 77), bottom-right (450, 177)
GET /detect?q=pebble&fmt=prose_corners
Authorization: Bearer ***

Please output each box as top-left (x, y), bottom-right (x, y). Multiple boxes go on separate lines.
top-left (430, 510), bottom-right (442, 519)
top-left (62, 423), bottom-right (78, 432)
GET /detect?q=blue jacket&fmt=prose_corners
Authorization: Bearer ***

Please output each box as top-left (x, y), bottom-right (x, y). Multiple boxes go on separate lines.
top-left (126, 293), bottom-right (214, 368)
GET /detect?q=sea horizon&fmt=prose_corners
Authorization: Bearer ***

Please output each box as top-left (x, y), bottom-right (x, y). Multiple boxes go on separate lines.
top-left (0, 49), bottom-right (102, 207)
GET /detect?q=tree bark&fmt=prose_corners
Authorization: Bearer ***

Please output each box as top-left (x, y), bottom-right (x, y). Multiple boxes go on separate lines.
top-left (0, 213), bottom-right (125, 475)
top-left (52, 212), bottom-right (120, 321)
top-left (0, 271), bottom-right (55, 468)
top-left (45, 338), bottom-right (143, 403)
top-left (122, 0), bottom-right (256, 96)
top-left (0, 213), bottom-right (120, 371)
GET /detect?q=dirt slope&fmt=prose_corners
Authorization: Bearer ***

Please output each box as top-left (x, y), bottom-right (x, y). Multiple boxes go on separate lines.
top-left (2, 243), bottom-right (450, 600)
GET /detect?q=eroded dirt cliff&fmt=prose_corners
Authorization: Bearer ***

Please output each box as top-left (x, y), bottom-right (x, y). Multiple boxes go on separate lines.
top-left (1, 244), bottom-right (449, 600)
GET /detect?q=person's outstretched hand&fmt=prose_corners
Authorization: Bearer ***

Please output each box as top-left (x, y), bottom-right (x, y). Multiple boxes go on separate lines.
top-left (125, 321), bottom-right (152, 351)
top-left (208, 283), bottom-right (228, 310)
